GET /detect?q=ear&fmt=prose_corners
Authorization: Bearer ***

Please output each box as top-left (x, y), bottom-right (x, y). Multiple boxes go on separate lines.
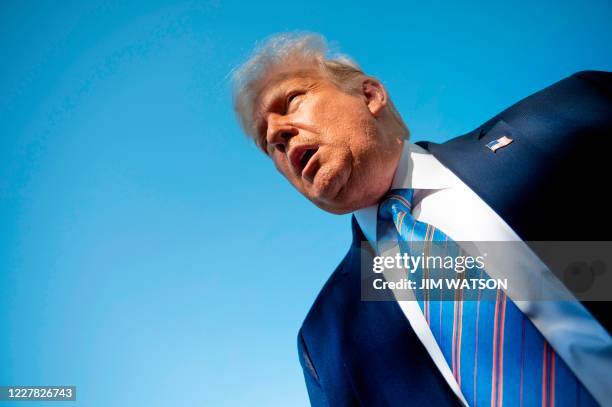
top-left (362, 78), bottom-right (388, 117)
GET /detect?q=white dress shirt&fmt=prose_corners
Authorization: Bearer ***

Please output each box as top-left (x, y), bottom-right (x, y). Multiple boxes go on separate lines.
top-left (354, 142), bottom-right (612, 406)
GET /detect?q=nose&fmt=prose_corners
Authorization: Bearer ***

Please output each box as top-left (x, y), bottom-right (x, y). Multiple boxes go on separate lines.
top-left (266, 113), bottom-right (297, 153)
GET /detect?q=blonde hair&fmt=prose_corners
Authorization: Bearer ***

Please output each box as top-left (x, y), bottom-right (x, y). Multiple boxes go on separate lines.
top-left (231, 32), bottom-right (409, 142)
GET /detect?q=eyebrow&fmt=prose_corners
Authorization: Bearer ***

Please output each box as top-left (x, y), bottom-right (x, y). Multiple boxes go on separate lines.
top-left (255, 69), bottom-right (321, 118)
top-left (259, 86), bottom-right (287, 121)
top-left (252, 78), bottom-right (295, 149)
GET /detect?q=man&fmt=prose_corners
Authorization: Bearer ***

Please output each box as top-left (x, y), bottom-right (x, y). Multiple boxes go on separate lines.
top-left (232, 33), bottom-right (612, 406)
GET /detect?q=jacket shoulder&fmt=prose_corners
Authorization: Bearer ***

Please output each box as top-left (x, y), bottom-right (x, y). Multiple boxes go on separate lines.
top-left (571, 70), bottom-right (612, 91)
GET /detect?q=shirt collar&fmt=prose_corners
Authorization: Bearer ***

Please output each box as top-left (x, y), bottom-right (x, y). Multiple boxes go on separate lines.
top-left (353, 141), bottom-right (457, 245)
top-left (391, 141), bottom-right (456, 190)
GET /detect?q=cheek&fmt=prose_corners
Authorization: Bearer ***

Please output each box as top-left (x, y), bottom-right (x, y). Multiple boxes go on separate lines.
top-left (322, 102), bottom-right (371, 140)
top-left (307, 94), bottom-right (361, 127)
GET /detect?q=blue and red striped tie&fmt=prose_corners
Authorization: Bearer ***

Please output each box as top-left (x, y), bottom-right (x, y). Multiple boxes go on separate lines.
top-left (377, 188), bottom-right (598, 407)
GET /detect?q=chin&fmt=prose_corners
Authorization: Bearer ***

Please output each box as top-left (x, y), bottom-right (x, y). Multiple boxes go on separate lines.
top-left (311, 178), bottom-right (381, 215)
top-left (307, 164), bottom-right (352, 213)
top-left (313, 200), bottom-right (353, 215)
top-left (305, 156), bottom-right (390, 214)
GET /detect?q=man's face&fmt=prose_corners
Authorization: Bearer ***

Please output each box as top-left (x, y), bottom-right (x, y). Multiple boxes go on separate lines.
top-left (253, 69), bottom-right (402, 214)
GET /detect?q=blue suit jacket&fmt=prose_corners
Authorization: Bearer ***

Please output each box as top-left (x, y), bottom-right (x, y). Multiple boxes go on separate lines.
top-left (297, 71), bottom-right (612, 406)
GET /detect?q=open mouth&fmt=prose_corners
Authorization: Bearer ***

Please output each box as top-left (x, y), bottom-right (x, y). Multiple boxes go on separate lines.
top-left (299, 149), bottom-right (317, 171)
top-left (290, 146), bottom-right (319, 177)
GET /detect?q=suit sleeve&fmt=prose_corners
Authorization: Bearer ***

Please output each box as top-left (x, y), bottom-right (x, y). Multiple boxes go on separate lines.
top-left (298, 330), bottom-right (329, 406)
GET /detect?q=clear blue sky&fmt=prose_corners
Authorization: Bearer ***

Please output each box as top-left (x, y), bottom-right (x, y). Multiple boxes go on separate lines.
top-left (1, 1), bottom-right (610, 406)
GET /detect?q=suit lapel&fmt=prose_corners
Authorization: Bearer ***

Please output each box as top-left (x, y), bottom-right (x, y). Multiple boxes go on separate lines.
top-left (416, 121), bottom-right (545, 241)
top-left (416, 128), bottom-right (612, 332)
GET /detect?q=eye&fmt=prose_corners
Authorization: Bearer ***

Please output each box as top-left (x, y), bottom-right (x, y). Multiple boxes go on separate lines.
top-left (285, 92), bottom-right (303, 113)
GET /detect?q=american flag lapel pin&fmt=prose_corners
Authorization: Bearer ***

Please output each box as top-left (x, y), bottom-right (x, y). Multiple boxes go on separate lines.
top-left (486, 135), bottom-right (514, 152)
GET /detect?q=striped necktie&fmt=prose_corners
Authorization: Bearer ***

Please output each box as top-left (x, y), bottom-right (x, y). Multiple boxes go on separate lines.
top-left (377, 188), bottom-right (598, 407)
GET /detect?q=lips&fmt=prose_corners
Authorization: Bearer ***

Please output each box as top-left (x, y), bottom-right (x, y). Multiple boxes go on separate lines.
top-left (289, 145), bottom-right (319, 177)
